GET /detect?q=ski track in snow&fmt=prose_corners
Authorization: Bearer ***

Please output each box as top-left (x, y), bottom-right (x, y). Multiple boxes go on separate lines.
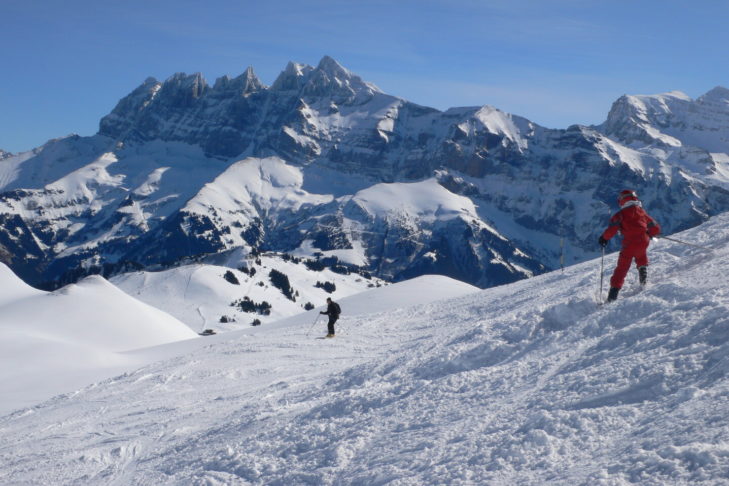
top-left (4, 216), bottom-right (729, 484)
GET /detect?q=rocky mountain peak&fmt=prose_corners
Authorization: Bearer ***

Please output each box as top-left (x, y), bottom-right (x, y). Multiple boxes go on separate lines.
top-left (241, 66), bottom-right (265, 91)
top-left (212, 66), bottom-right (265, 95)
top-left (599, 86), bottom-right (729, 153)
top-left (157, 72), bottom-right (208, 106)
top-left (316, 55), bottom-right (346, 74)
top-left (698, 86), bottom-right (729, 104)
top-left (271, 61), bottom-right (315, 92)
top-left (98, 77), bottom-right (162, 139)
top-left (598, 91), bottom-right (691, 145)
top-left (301, 56), bottom-right (382, 104)
top-left (597, 94), bottom-right (651, 144)
top-left (313, 55), bottom-right (367, 86)
top-left (269, 56), bottom-right (381, 104)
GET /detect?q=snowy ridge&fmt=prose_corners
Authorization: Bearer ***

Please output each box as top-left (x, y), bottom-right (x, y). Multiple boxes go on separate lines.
top-left (181, 156), bottom-right (333, 249)
top-left (111, 253), bottom-right (388, 332)
top-left (0, 268), bottom-right (197, 413)
top-left (472, 105), bottom-right (531, 150)
top-left (3, 214), bottom-right (729, 484)
top-left (600, 88), bottom-right (729, 188)
top-left (0, 260), bottom-right (43, 305)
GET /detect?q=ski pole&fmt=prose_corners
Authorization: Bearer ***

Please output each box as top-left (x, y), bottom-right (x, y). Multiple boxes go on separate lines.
top-left (197, 306), bottom-right (208, 334)
top-left (306, 313), bottom-right (320, 337)
top-left (657, 235), bottom-right (713, 252)
top-left (598, 247), bottom-right (605, 303)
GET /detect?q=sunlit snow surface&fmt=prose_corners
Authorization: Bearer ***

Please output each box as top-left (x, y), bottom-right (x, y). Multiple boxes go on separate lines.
top-left (2, 213), bottom-right (729, 484)
top-left (0, 272), bottom-right (197, 413)
top-left (110, 255), bottom-right (388, 332)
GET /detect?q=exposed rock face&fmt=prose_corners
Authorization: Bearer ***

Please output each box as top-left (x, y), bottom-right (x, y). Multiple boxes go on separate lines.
top-left (2, 57), bottom-right (729, 288)
top-left (600, 88), bottom-right (729, 151)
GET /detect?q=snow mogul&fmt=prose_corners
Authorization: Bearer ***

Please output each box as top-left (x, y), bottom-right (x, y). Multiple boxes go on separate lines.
top-left (598, 190), bottom-right (661, 302)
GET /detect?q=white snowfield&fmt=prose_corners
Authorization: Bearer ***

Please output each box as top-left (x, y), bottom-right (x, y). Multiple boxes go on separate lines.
top-left (351, 178), bottom-right (479, 223)
top-left (110, 253), bottom-right (388, 332)
top-left (3, 213), bottom-right (729, 484)
top-left (0, 272), bottom-right (198, 413)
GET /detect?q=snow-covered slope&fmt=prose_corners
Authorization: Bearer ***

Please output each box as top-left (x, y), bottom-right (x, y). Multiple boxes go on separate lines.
top-left (111, 253), bottom-right (387, 332)
top-left (0, 260), bottom-right (44, 305)
top-left (3, 213), bottom-right (729, 484)
top-left (0, 266), bottom-right (197, 413)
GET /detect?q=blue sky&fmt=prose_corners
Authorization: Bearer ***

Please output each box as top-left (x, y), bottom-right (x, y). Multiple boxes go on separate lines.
top-left (2, 0), bottom-right (728, 153)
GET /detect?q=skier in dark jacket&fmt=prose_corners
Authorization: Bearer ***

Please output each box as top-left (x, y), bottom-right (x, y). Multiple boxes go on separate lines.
top-left (599, 189), bottom-right (661, 302)
top-left (320, 297), bottom-right (341, 338)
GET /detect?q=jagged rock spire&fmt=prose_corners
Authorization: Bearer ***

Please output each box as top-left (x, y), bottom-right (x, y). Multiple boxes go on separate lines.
top-left (213, 66), bottom-right (265, 95)
top-left (98, 77), bottom-right (162, 139)
top-left (271, 61), bottom-right (315, 91)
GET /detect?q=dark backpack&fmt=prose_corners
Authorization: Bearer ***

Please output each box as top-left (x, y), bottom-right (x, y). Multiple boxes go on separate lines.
top-left (333, 302), bottom-right (341, 316)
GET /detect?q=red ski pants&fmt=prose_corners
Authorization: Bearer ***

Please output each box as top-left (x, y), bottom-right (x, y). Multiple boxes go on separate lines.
top-left (610, 241), bottom-right (649, 289)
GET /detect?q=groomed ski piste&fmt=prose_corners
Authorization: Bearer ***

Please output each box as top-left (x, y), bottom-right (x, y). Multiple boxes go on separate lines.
top-left (3, 213), bottom-right (729, 485)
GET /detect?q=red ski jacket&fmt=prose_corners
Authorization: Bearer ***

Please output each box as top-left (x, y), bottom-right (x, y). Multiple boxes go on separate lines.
top-left (602, 203), bottom-right (660, 247)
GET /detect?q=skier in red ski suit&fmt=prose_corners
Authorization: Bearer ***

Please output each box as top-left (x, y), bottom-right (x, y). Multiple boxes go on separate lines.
top-left (599, 190), bottom-right (661, 302)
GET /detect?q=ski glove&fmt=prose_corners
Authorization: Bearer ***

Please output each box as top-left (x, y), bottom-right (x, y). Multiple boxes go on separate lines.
top-left (598, 236), bottom-right (608, 248)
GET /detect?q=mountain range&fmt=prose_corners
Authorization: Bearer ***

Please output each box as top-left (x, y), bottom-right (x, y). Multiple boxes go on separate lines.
top-left (2, 56), bottom-right (729, 288)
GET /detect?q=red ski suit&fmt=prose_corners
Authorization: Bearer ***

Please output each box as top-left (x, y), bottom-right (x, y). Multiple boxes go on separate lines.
top-left (601, 202), bottom-right (660, 289)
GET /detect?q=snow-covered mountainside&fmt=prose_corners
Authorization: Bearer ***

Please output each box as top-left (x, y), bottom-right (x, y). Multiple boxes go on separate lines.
top-left (600, 88), bottom-right (729, 154)
top-left (598, 88), bottom-right (729, 188)
top-left (0, 245), bottom-right (394, 413)
top-left (0, 263), bottom-right (197, 413)
top-left (0, 266), bottom-right (475, 417)
top-left (110, 251), bottom-right (387, 332)
top-left (2, 56), bottom-right (729, 289)
top-left (3, 211), bottom-right (729, 484)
